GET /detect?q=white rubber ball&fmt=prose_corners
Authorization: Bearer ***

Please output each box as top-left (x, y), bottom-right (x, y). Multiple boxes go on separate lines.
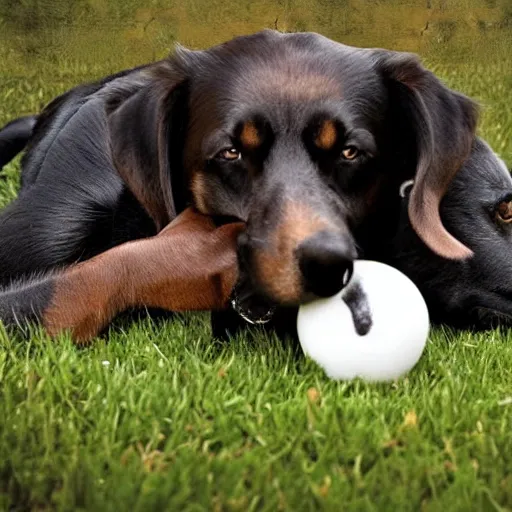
top-left (297, 260), bottom-right (430, 382)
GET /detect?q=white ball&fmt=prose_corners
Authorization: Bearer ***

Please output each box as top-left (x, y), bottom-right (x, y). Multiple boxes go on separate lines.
top-left (297, 260), bottom-right (430, 382)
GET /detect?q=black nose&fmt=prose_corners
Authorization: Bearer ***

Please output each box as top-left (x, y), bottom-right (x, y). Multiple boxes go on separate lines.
top-left (297, 231), bottom-right (356, 298)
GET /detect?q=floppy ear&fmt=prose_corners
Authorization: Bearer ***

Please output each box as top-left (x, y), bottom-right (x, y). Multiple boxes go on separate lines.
top-left (371, 50), bottom-right (478, 260)
top-left (108, 62), bottom-right (189, 231)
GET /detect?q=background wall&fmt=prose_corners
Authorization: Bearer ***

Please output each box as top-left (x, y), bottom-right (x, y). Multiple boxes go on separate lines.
top-left (1, 0), bottom-right (510, 65)
top-left (0, 0), bottom-right (511, 162)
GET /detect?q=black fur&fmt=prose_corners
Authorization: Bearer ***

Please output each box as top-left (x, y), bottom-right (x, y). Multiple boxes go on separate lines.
top-left (0, 116), bottom-right (36, 170)
top-left (0, 273), bottom-right (56, 327)
top-left (387, 139), bottom-right (512, 330)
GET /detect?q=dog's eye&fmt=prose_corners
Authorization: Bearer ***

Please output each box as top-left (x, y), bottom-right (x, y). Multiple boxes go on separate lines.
top-left (496, 200), bottom-right (512, 223)
top-left (217, 148), bottom-right (241, 161)
top-left (341, 146), bottom-right (359, 160)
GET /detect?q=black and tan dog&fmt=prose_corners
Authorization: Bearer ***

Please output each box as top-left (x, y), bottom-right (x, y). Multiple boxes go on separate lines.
top-left (0, 30), bottom-right (488, 342)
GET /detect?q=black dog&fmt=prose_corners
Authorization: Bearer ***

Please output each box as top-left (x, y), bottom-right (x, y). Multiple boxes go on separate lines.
top-left (0, 30), bottom-right (481, 341)
top-left (388, 138), bottom-right (512, 330)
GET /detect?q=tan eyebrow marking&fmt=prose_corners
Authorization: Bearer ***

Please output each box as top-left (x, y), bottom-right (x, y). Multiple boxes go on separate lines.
top-left (315, 119), bottom-right (337, 150)
top-left (240, 121), bottom-right (261, 149)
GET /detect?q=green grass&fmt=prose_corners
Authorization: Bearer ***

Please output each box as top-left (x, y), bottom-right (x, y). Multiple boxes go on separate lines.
top-left (1, 321), bottom-right (512, 511)
top-left (1, 36), bottom-right (512, 511)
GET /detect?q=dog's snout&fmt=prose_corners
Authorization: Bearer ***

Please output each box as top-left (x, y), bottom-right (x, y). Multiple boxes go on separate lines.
top-left (297, 231), bottom-right (356, 298)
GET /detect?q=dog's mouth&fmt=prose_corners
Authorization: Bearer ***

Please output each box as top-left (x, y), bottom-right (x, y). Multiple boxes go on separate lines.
top-left (230, 282), bottom-right (277, 325)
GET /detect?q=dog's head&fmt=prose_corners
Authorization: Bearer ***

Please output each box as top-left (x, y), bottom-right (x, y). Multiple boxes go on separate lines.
top-left (109, 30), bottom-right (478, 307)
top-left (390, 139), bottom-right (512, 330)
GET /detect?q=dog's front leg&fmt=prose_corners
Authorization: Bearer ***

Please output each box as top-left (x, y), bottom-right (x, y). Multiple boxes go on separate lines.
top-left (40, 208), bottom-right (244, 343)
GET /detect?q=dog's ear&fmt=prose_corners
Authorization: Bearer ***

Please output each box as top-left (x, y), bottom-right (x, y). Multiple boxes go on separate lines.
top-left (371, 50), bottom-right (478, 260)
top-left (108, 62), bottom-right (189, 231)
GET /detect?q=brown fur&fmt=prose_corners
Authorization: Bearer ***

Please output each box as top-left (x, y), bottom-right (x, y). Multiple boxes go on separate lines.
top-left (240, 121), bottom-right (261, 149)
top-left (315, 120), bottom-right (337, 151)
top-left (43, 208), bottom-right (243, 343)
top-left (190, 172), bottom-right (210, 214)
top-left (247, 65), bottom-right (342, 102)
top-left (497, 200), bottom-right (512, 222)
top-left (254, 202), bottom-right (337, 303)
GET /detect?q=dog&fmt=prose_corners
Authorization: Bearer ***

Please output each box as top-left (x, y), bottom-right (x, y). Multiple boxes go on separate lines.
top-left (0, 30), bottom-right (480, 343)
top-left (210, 137), bottom-right (512, 339)
top-left (388, 138), bottom-right (512, 331)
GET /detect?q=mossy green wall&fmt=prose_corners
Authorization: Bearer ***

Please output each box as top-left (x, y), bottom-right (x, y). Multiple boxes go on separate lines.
top-left (0, 0), bottom-right (510, 74)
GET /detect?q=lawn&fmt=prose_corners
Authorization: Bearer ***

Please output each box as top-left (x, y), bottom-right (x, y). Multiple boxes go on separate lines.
top-left (1, 42), bottom-right (512, 512)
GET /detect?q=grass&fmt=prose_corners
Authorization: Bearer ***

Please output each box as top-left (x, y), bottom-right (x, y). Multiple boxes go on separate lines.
top-left (1, 321), bottom-right (512, 511)
top-left (1, 32), bottom-right (512, 512)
